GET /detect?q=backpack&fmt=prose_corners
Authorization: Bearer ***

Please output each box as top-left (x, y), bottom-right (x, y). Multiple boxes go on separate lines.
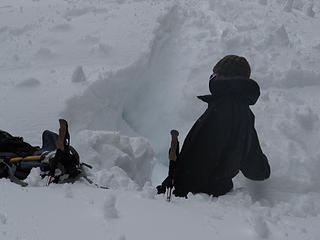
top-left (0, 130), bottom-right (38, 156)
top-left (44, 145), bottom-right (82, 183)
top-left (0, 128), bottom-right (81, 185)
top-left (0, 130), bottom-right (37, 183)
top-left (0, 125), bottom-right (99, 188)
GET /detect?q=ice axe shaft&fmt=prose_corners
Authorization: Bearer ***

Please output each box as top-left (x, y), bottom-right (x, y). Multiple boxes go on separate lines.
top-left (169, 130), bottom-right (179, 161)
top-left (167, 129), bottom-right (179, 202)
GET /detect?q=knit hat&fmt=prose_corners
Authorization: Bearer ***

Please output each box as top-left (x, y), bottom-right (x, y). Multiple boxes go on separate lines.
top-left (213, 55), bottom-right (251, 78)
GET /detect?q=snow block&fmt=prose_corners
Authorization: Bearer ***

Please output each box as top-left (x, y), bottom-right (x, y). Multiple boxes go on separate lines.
top-left (74, 130), bottom-right (155, 188)
top-left (96, 167), bottom-right (138, 190)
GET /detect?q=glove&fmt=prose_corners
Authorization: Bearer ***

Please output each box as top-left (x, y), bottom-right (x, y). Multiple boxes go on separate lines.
top-left (156, 176), bottom-right (174, 194)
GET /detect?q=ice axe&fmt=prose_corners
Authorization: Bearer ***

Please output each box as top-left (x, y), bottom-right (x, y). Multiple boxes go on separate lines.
top-left (167, 129), bottom-right (179, 202)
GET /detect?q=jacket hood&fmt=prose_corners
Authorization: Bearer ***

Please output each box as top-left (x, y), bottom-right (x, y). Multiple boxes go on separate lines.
top-left (198, 77), bottom-right (260, 105)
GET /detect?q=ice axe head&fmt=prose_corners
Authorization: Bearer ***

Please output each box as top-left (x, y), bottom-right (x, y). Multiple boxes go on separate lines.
top-left (170, 130), bottom-right (179, 138)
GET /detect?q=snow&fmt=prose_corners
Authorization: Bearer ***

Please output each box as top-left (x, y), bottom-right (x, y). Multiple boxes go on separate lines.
top-left (103, 194), bottom-right (119, 219)
top-left (73, 130), bottom-right (154, 188)
top-left (71, 66), bottom-right (86, 83)
top-left (1, 0), bottom-right (320, 239)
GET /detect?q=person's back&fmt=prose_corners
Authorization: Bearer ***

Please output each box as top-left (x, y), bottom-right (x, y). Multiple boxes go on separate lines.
top-left (172, 55), bottom-right (270, 197)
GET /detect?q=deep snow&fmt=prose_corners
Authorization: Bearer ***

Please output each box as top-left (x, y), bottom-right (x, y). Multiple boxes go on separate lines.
top-left (1, 0), bottom-right (320, 239)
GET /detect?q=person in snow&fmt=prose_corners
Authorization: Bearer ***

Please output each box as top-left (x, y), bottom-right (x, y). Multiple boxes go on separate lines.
top-left (157, 55), bottom-right (271, 197)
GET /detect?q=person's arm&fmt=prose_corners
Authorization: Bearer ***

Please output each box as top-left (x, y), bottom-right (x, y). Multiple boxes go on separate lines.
top-left (241, 127), bottom-right (270, 180)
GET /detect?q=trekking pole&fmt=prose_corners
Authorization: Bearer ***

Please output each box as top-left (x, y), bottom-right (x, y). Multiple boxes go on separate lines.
top-left (167, 187), bottom-right (172, 201)
top-left (47, 156), bottom-right (57, 186)
top-left (81, 175), bottom-right (109, 189)
top-left (47, 176), bottom-right (53, 186)
top-left (167, 129), bottom-right (179, 202)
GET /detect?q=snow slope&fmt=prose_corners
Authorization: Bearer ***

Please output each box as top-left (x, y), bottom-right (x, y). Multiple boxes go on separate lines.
top-left (1, 0), bottom-right (320, 239)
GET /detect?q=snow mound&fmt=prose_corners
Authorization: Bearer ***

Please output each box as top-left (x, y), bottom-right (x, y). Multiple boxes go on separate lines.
top-left (50, 23), bottom-right (73, 32)
top-left (73, 130), bottom-right (155, 188)
top-left (15, 78), bottom-right (40, 88)
top-left (0, 212), bottom-right (7, 225)
top-left (25, 168), bottom-right (45, 187)
top-left (95, 167), bottom-right (138, 191)
top-left (103, 194), bottom-right (119, 219)
top-left (141, 181), bottom-right (157, 199)
top-left (72, 66), bottom-right (86, 83)
top-left (34, 48), bottom-right (56, 61)
top-left (250, 215), bottom-right (269, 239)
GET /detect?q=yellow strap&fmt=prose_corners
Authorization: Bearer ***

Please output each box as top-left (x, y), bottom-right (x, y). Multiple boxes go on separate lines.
top-left (23, 156), bottom-right (41, 161)
top-left (10, 157), bottom-right (23, 162)
top-left (10, 155), bottom-right (41, 162)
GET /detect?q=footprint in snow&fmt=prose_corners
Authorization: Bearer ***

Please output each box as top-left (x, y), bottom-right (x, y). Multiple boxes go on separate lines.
top-left (0, 213), bottom-right (7, 224)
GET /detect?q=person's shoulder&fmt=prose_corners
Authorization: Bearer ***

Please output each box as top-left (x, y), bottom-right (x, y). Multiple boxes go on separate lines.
top-left (206, 97), bottom-right (235, 120)
top-left (215, 94), bottom-right (239, 107)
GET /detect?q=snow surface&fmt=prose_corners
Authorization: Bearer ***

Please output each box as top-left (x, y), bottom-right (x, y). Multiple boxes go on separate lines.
top-left (1, 0), bottom-right (320, 239)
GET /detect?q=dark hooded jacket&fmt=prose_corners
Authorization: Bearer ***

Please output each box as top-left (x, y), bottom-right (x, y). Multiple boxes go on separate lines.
top-left (173, 77), bottom-right (270, 196)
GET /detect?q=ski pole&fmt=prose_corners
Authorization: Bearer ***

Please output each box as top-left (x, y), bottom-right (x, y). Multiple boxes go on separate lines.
top-left (81, 175), bottom-right (109, 189)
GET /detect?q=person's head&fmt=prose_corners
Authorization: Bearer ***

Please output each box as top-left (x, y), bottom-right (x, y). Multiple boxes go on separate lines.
top-left (211, 55), bottom-right (251, 79)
